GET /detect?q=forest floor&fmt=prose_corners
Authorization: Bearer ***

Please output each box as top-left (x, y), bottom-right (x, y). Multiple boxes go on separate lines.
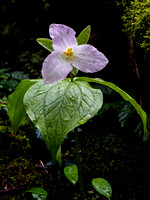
top-left (0, 109), bottom-right (150, 200)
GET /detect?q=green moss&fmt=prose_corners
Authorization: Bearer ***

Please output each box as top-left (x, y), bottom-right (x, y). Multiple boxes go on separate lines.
top-left (118, 0), bottom-right (150, 60)
top-left (0, 130), bottom-right (53, 199)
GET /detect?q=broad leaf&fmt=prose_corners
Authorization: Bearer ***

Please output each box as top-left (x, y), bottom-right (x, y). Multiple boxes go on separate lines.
top-left (36, 38), bottom-right (54, 52)
top-left (76, 77), bottom-right (147, 135)
top-left (77, 25), bottom-right (91, 45)
top-left (8, 79), bottom-right (38, 134)
top-left (64, 165), bottom-right (78, 185)
top-left (24, 78), bottom-right (103, 161)
top-left (26, 187), bottom-right (48, 200)
top-left (92, 178), bottom-right (112, 199)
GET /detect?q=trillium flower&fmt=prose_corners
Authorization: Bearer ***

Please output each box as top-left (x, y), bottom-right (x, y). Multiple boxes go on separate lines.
top-left (42, 24), bottom-right (108, 84)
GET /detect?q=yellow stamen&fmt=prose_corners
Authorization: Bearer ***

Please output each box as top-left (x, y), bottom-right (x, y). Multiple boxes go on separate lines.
top-left (64, 48), bottom-right (73, 58)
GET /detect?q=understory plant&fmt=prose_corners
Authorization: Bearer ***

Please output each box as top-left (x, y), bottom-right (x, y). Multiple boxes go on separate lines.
top-left (7, 24), bottom-right (147, 199)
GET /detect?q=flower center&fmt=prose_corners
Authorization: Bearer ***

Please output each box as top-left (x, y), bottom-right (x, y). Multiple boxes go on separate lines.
top-left (64, 48), bottom-right (73, 58)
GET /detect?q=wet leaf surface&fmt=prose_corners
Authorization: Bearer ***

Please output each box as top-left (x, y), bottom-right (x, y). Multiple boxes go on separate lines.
top-left (64, 165), bottom-right (78, 185)
top-left (92, 178), bottom-right (112, 199)
top-left (24, 78), bottom-right (103, 161)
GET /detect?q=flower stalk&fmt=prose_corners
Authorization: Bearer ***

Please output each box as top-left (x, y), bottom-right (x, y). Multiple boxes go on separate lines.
top-left (70, 72), bottom-right (74, 82)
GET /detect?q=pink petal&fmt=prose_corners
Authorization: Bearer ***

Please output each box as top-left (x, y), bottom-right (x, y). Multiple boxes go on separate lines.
top-left (49, 24), bottom-right (78, 51)
top-left (42, 52), bottom-right (72, 84)
top-left (72, 44), bottom-right (108, 73)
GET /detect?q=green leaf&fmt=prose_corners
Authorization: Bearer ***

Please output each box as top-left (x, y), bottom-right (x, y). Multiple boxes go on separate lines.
top-left (0, 68), bottom-right (11, 74)
top-left (24, 78), bottom-right (103, 162)
top-left (10, 71), bottom-right (29, 80)
top-left (76, 77), bottom-right (147, 135)
top-left (118, 103), bottom-right (135, 127)
top-left (0, 103), bottom-right (7, 108)
top-left (77, 25), bottom-right (91, 45)
top-left (7, 79), bottom-right (38, 134)
top-left (26, 187), bottom-right (48, 200)
top-left (64, 165), bottom-right (78, 185)
top-left (36, 38), bottom-right (54, 52)
top-left (92, 178), bottom-right (112, 199)
top-left (71, 67), bottom-right (78, 76)
top-left (56, 145), bottom-right (62, 166)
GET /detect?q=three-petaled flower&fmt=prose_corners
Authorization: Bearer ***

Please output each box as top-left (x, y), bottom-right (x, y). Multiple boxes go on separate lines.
top-left (42, 24), bottom-right (108, 84)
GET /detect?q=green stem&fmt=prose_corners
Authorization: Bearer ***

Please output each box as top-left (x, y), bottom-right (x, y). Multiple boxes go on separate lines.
top-left (52, 162), bottom-right (62, 199)
top-left (70, 72), bottom-right (74, 82)
top-left (74, 129), bottom-right (85, 200)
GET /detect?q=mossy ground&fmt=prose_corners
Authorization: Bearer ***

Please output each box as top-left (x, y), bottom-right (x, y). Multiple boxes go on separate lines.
top-left (0, 96), bottom-right (150, 200)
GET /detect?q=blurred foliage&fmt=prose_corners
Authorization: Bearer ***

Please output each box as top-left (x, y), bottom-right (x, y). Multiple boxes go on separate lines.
top-left (94, 83), bottom-right (143, 134)
top-left (18, 50), bottom-right (45, 78)
top-left (0, 68), bottom-right (29, 97)
top-left (116, 0), bottom-right (150, 61)
top-left (0, 0), bottom-right (47, 84)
